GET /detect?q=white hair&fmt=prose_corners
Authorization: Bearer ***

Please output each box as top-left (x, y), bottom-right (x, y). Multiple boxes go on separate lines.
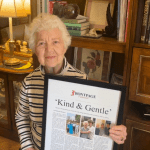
top-left (27, 13), bottom-right (72, 52)
top-left (83, 121), bottom-right (88, 125)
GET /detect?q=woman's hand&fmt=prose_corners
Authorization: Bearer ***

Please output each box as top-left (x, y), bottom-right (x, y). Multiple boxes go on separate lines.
top-left (109, 125), bottom-right (127, 144)
top-left (26, 148), bottom-right (36, 150)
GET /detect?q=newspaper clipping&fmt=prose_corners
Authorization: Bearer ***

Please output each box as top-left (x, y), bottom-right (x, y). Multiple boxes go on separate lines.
top-left (43, 79), bottom-right (122, 150)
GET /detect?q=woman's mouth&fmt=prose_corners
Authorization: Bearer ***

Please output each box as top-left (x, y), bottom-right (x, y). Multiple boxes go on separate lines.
top-left (45, 56), bottom-right (56, 59)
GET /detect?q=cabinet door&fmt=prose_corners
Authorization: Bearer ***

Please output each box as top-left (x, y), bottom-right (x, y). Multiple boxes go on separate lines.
top-left (129, 48), bottom-right (150, 104)
top-left (8, 73), bottom-right (27, 131)
top-left (124, 119), bottom-right (150, 150)
top-left (0, 73), bottom-right (11, 129)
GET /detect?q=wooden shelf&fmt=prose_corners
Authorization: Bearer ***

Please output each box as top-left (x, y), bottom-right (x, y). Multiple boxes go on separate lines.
top-left (126, 101), bottom-right (150, 125)
top-left (71, 36), bottom-right (126, 53)
top-left (133, 43), bottom-right (150, 49)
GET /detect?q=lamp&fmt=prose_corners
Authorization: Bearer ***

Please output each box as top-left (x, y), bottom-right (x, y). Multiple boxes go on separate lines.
top-left (0, 0), bottom-right (31, 61)
top-left (23, 0), bottom-right (31, 15)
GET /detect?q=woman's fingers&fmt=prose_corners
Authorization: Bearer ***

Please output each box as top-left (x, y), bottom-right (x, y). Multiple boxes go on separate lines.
top-left (110, 133), bottom-right (125, 144)
top-left (109, 125), bottom-right (127, 144)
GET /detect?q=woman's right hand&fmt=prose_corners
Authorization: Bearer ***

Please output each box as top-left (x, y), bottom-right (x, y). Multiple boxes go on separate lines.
top-left (26, 148), bottom-right (36, 150)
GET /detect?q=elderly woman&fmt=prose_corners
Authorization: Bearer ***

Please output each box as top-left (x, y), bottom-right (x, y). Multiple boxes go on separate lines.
top-left (15, 14), bottom-right (127, 150)
top-left (80, 120), bottom-right (95, 140)
top-left (80, 121), bottom-right (89, 139)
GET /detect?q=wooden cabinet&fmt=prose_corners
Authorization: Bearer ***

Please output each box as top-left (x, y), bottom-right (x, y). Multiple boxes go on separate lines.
top-left (129, 48), bottom-right (150, 104)
top-left (0, 73), bottom-right (10, 130)
top-left (123, 0), bottom-right (150, 149)
top-left (124, 119), bottom-right (150, 150)
top-left (0, 71), bottom-right (29, 141)
top-left (0, 54), bottom-right (33, 141)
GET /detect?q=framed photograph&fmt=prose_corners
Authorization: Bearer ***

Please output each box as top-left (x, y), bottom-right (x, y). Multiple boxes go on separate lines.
top-left (41, 74), bottom-right (126, 150)
top-left (73, 47), bottom-right (112, 82)
top-left (84, 0), bottom-right (115, 31)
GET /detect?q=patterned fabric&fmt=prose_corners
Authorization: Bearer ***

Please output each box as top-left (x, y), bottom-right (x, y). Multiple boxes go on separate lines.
top-left (15, 58), bottom-right (87, 150)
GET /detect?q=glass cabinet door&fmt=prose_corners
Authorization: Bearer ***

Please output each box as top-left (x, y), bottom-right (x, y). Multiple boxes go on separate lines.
top-left (13, 81), bottom-right (22, 111)
top-left (8, 73), bottom-right (27, 131)
top-left (0, 74), bottom-right (10, 129)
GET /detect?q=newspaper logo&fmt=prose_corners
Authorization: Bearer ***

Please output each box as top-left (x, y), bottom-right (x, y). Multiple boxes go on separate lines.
top-left (71, 90), bottom-right (96, 99)
top-left (71, 90), bottom-right (75, 96)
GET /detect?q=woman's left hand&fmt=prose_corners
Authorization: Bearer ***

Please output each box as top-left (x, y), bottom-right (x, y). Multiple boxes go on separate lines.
top-left (109, 125), bottom-right (127, 144)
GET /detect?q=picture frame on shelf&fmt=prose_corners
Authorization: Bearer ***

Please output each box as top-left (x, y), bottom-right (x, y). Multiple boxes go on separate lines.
top-left (73, 47), bottom-right (112, 82)
top-left (84, 0), bottom-right (115, 31)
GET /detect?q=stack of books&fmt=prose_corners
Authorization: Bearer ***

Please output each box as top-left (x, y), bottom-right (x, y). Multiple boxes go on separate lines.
top-left (140, 0), bottom-right (150, 44)
top-left (117, 0), bottom-right (129, 42)
top-left (61, 18), bottom-right (90, 36)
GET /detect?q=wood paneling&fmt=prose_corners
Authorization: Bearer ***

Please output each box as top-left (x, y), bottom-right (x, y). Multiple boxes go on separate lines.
top-left (129, 48), bottom-right (150, 104)
top-left (124, 119), bottom-right (150, 150)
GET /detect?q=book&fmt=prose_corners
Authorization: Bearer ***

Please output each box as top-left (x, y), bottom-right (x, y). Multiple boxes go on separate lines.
top-left (147, 6), bottom-right (150, 44)
top-left (117, 0), bottom-right (120, 40)
top-left (44, 0), bottom-right (49, 13)
top-left (49, 1), bottom-right (67, 14)
top-left (68, 29), bottom-right (89, 36)
top-left (64, 22), bottom-right (90, 28)
top-left (66, 25), bottom-right (90, 31)
top-left (135, 0), bottom-right (145, 43)
top-left (61, 18), bottom-right (87, 24)
top-left (37, 0), bottom-right (41, 15)
top-left (124, 0), bottom-right (130, 42)
top-left (118, 0), bottom-right (128, 42)
top-left (141, 0), bottom-right (150, 43)
top-left (37, 0), bottom-right (45, 14)
top-left (145, 3), bottom-right (150, 44)
top-left (145, 4), bottom-right (150, 44)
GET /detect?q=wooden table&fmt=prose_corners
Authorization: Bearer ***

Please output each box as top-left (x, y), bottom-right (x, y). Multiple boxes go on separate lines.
top-left (0, 53), bottom-right (33, 141)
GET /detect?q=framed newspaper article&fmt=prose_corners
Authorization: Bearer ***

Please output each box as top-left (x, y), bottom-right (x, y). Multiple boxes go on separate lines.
top-left (41, 74), bottom-right (126, 150)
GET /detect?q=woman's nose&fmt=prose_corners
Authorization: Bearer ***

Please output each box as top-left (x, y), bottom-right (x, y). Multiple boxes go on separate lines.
top-left (46, 43), bottom-right (54, 52)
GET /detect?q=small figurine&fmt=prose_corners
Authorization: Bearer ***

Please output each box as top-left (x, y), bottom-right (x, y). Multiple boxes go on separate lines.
top-left (15, 40), bottom-right (20, 52)
top-left (85, 28), bottom-right (98, 37)
top-left (103, 3), bottom-right (117, 38)
top-left (20, 41), bottom-right (28, 53)
top-left (16, 40), bottom-right (21, 46)
top-left (5, 39), bottom-right (10, 51)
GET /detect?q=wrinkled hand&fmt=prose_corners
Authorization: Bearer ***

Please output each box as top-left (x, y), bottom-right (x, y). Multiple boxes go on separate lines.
top-left (109, 125), bottom-right (127, 144)
top-left (26, 148), bottom-right (36, 150)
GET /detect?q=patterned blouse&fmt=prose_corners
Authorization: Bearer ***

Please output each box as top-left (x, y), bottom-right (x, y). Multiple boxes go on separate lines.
top-left (15, 57), bottom-right (87, 150)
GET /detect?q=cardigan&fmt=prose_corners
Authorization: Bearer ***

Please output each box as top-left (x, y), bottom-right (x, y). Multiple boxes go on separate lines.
top-left (15, 58), bottom-right (87, 150)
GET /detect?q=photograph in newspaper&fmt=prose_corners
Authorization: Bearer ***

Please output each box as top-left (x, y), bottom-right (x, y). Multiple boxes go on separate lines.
top-left (41, 75), bottom-right (126, 150)
top-left (80, 116), bottom-right (95, 140)
top-left (66, 113), bottom-right (80, 137)
top-left (95, 119), bottom-right (112, 136)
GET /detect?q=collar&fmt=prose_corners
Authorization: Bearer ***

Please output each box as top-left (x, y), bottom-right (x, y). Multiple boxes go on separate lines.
top-left (39, 57), bottom-right (67, 76)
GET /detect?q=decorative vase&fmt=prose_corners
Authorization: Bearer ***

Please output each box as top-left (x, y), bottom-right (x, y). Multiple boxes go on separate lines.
top-left (63, 4), bottom-right (80, 19)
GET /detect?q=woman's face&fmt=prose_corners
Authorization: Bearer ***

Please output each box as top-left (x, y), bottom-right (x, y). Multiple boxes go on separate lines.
top-left (84, 123), bottom-right (88, 128)
top-left (35, 28), bottom-right (67, 71)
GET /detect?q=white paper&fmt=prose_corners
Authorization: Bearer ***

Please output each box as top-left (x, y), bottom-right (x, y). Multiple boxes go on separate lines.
top-left (44, 79), bottom-right (122, 150)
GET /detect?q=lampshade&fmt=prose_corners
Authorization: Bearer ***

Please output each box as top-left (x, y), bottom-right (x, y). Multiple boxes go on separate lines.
top-left (23, 0), bottom-right (31, 15)
top-left (0, 0), bottom-right (27, 17)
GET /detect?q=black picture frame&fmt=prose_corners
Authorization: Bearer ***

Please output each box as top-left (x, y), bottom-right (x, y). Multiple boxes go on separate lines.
top-left (41, 74), bottom-right (126, 150)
